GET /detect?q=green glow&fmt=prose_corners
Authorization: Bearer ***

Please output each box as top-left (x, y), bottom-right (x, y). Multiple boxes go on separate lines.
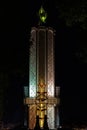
top-left (39, 6), bottom-right (47, 23)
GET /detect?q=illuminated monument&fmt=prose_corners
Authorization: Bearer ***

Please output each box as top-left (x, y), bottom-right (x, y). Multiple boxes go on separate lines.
top-left (24, 6), bottom-right (60, 129)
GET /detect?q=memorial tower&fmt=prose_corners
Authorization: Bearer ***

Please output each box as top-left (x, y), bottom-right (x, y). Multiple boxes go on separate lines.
top-left (24, 6), bottom-right (60, 129)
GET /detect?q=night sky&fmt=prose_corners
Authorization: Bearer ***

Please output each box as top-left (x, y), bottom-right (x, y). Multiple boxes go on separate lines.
top-left (0, 0), bottom-right (87, 127)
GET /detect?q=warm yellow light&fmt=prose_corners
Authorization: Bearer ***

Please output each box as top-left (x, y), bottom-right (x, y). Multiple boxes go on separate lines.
top-left (39, 118), bottom-right (44, 128)
top-left (38, 81), bottom-right (46, 93)
top-left (36, 81), bottom-right (47, 128)
top-left (40, 111), bottom-right (44, 118)
top-left (40, 103), bottom-right (43, 107)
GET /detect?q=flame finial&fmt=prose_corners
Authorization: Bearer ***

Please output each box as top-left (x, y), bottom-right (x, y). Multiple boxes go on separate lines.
top-left (38, 6), bottom-right (47, 24)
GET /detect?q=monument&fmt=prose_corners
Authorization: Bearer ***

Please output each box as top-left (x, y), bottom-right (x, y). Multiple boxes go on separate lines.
top-left (24, 6), bottom-right (60, 129)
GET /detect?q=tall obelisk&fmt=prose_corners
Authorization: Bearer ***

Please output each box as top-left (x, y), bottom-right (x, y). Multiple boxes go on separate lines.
top-left (24, 6), bottom-right (60, 129)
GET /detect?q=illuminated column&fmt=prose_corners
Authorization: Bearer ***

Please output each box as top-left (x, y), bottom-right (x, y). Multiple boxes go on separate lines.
top-left (29, 28), bottom-right (37, 97)
top-left (47, 28), bottom-right (55, 129)
top-left (36, 27), bottom-right (47, 128)
top-left (47, 28), bottom-right (55, 97)
top-left (29, 28), bottom-right (37, 129)
top-left (37, 27), bottom-right (47, 85)
top-left (24, 26), bottom-right (59, 130)
top-left (37, 27), bottom-right (56, 129)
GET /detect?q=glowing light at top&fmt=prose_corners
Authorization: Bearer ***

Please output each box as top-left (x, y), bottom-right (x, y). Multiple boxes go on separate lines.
top-left (39, 6), bottom-right (47, 23)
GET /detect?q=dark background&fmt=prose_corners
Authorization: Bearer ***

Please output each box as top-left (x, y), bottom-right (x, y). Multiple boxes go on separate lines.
top-left (0, 0), bottom-right (87, 127)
